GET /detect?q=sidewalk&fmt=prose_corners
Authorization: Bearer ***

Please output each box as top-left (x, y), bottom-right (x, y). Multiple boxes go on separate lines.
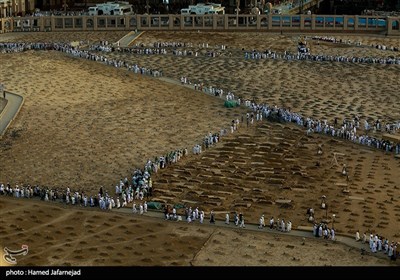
top-left (114, 205), bottom-right (398, 264)
top-left (1, 192), bottom-right (398, 265)
top-left (117, 31), bottom-right (145, 48)
top-left (0, 91), bottom-right (24, 136)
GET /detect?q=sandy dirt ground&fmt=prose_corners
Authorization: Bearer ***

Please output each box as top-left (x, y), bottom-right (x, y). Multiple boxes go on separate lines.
top-left (0, 31), bottom-right (399, 266)
top-left (0, 197), bottom-right (394, 266)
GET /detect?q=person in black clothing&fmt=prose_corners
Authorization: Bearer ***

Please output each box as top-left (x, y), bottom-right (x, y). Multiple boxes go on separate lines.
top-left (210, 210), bottom-right (215, 224)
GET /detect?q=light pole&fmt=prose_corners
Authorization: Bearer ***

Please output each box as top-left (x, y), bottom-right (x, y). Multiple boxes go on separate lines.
top-left (63, 0), bottom-right (68, 15)
top-left (235, 0), bottom-right (240, 26)
top-left (145, 0), bottom-right (150, 14)
top-left (332, 214), bottom-right (336, 229)
top-left (300, 0), bottom-right (303, 14)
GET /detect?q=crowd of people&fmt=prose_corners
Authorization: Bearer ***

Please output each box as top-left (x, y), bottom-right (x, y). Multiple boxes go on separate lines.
top-left (242, 102), bottom-right (400, 154)
top-left (245, 48), bottom-right (400, 64)
top-left (355, 230), bottom-right (398, 261)
top-left (313, 222), bottom-right (336, 240)
top-left (178, 59), bottom-right (400, 155)
top-left (308, 35), bottom-right (400, 52)
top-left (0, 147), bottom-right (191, 212)
top-left (1, 37), bottom-right (399, 262)
top-left (0, 38), bottom-right (399, 166)
top-left (163, 205), bottom-right (294, 234)
top-left (0, 42), bottom-right (164, 77)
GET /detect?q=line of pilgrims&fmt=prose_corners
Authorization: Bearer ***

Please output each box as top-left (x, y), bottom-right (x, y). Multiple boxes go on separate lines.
top-left (1, 39), bottom-right (399, 258)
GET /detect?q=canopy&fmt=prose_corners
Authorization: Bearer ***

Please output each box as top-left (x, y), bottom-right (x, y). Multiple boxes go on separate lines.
top-left (224, 100), bottom-right (239, 108)
top-left (147, 201), bottom-right (162, 210)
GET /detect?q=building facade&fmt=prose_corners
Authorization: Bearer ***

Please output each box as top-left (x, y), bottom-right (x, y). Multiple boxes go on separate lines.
top-left (0, 0), bottom-right (35, 17)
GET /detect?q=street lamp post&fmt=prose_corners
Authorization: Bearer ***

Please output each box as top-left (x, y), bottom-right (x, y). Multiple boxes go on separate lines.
top-left (6, 0), bottom-right (11, 17)
top-left (63, 0), bottom-right (68, 15)
top-left (332, 214), bottom-right (336, 229)
top-left (299, 0), bottom-right (303, 14)
top-left (145, 0), bottom-right (150, 14)
top-left (235, 0), bottom-right (240, 26)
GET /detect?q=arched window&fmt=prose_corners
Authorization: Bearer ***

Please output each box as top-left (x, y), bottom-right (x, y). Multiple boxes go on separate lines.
top-left (86, 18), bottom-right (94, 27)
top-left (173, 16), bottom-right (180, 27)
top-left (129, 17), bottom-right (137, 27)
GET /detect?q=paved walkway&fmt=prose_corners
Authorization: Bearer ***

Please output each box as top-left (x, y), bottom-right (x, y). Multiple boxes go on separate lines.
top-left (0, 98), bottom-right (7, 113)
top-left (158, 76), bottom-right (197, 90)
top-left (117, 31), bottom-right (145, 47)
top-left (4, 194), bottom-right (396, 264)
top-left (0, 91), bottom-right (24, 136)
top-left (113, 205), bottom-right (398, 264)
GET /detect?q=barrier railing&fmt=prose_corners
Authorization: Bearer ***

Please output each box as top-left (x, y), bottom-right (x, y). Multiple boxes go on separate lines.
top-left (0, 14), bottom-right (399, 35)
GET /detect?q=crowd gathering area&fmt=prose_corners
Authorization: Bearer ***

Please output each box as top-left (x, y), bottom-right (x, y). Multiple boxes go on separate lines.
top-left (0, 30), bottom-right (399, 266)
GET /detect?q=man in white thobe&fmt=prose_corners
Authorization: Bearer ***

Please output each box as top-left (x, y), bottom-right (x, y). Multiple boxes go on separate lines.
top-left (355, 230), bottom-right (360, 241)
top-left (258, 215), bottom-right (264, 229)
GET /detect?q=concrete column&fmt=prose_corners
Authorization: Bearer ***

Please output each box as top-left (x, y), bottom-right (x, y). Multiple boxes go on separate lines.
top-left (213, 14), bottom-right (216, 29)
top-left (354, 15), bottom-right (358, 31)
top-left (82, 16), bottom-right (87, 30)
top-left (169, 14), bottom-right (173, 29)
top-left (224, 14), bottom-right (228, 29)
top-left (180, 15), bottom-right (184, 30)
top-left (137, 15), bottom-right (141, 29)
top-left (51, 15), bottom-right (55, 30)
top-left (311, 14), bottom-right (315, 29)
top-left (39, 16), bottom-right (44, 31)
top-left (268, 14), bottom-right (272, 30)
top-left (93, 16), bottom-right (98, 31)
top-left (300, 14), bottom-right (304, 29)
top-left (386, 17), bottom-right (392, 35)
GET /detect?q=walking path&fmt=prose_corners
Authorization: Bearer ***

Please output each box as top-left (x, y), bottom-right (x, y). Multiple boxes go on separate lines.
top-left (117, 30), bottom-right (145, 47)
top-left (3, 194), bottom-right (396, 264)
top-left (0, 91), bottom-right (24, 137)
top-left (113, 205), bottom-right (398, 264)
